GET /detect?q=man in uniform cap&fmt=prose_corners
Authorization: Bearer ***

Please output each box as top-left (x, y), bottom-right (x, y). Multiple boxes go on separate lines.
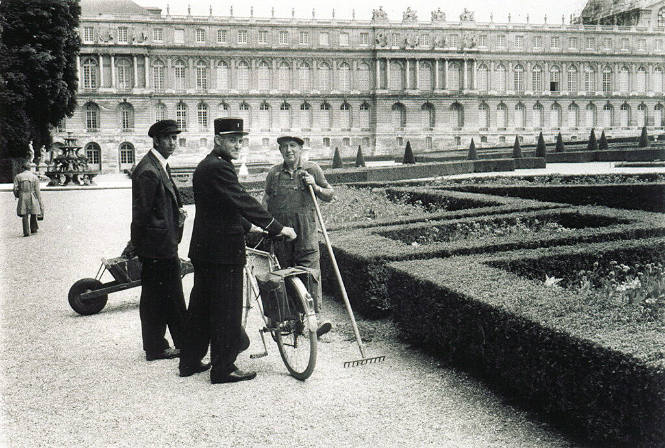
top-left (263, 135), bottom-right (334, 338)
top-left (179, 118), bottom-right (296, 384)
top-left (130, 119), bottom-right (188, 362)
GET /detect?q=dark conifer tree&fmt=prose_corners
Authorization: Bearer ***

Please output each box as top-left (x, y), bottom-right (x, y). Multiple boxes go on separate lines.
top-left (555, 132), bottom-right (565, 153)
top-left (355, 145), bottom-right (366, 167)
top-left (403, 140), bottom-right (415, 164)
top-left (587, 129), bottom-right (598, 151)
top-left (512, 136), bottom-right (522, 158)
top-left (467, 138), bottom-right (478, 160)
top-left (332, 147), bottom-right (343, 168)
top-left (535, 132), bottom-right (547, 158)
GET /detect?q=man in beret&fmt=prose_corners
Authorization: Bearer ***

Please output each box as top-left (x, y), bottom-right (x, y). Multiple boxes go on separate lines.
top-left (130, 119), bottom-right (188, 362)
top-left (180, 117), bottom-right (296, 384)
top-left (263, 136), bottom-right (334, 338)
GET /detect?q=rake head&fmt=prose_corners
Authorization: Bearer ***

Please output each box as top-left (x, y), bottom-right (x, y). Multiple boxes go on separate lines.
top-left (343, 355), bottom-right (386, 368)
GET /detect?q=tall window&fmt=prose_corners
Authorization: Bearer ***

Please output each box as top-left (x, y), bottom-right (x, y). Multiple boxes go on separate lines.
top-left (389, 61), bottom-right (403, 90)
top-left (197, 103), bottom-right (208, 130)
top-left (357, 63), bottom-right (370, 90)
top-left (449, 62), bottom-right (460, 91)
top-left (603, 103), bottom-right (613, 127)
top-left (174, 60), bottom-right (186, 90)
top-left (602, 67), bottom-right (613, 93)
top-left (495, 64), bottom-right (506, 92)
top-left (496, 35), bottom-right (505, 48)
top-left (258, 30), bottom-right (268, 44)
top-left (299, 32), bottom-right (309, 45)
top-left (83, 26), bottom-right (95, 43)
top-left (196, 28), bottom-right (206, 43)
top-left (117, 26), bottom-right (128, 43)
top-left (479, 103), bottom-right (489, 128)
top-left (218, 102), bottom-right (229, 118)
top-left (497, 103), bottom-right (507, 128)
top-left (299, 103), bottom-right (312, 129)
top-left (567, 66), bottom-right (578, 93)
top-left (654, 104), bottom-right (663, 127)
top-left (568, 103), bottom-right (579, 128)
top-left (477, 64), bottom-right (488, 91)
top-left (450, 103), bottom-right (464, 128)
top-left (636, 67), bottom-right (647, 93)
top-left (239, 102), bottom-right (250, 128)
top-left (85, 143), bottom-right (101, 169)
top-left (514, 35), bottom-right (524, 50)
top-left (584, 66), bottom-right (595, 92)
top-left (237, 61), bottom-right (249, 91)
top-left (120, 103), bottom-right (134, 131)
top-left (340, 103), bottom-right (351, 129)
top-left (119, 142), bottom-right (135, 165)
top-left (279, 31), bottom-right (289, 45)
top-left (155, 103), bottom-right (167, 122)
top-left (585, 103), bottom-right (596, 128)
top-left (298, 63), bottom-right (311, 91)
top-left (278, 62), bottom-right (291, 91)
top-left (339, 32), bottom-right (349, 46)
top-left (550, 103), bottom-right (562, 129)
top-left (392, 103), bottom-right (406, 128)
top-left (620, 103), bottom-right (630, 127)
top-left (419, 61), bottom-right (432, 91)
top-left (85, 103), bottom-right (100, 131)
top-left (117, 59), bottom-right (132, 90)
top-left (514, 65), bottom-right (524, 93)
top-left (216, 61), bottom-right (229, 90)
top-left (515, 103), bottom-right (526, 128)
top-left (217, 29), bottom-right (227, 43)
top-left (196, 60), bottom-right (208, 90)
top-left (637, 104), bottom-right (647, 127)
top-left (318, 63), bottom-right (331, 91)
top-left (153, 60), bottom-right (165, 91)
top-left (550, 66), bottom-right (560, 92)
top-left (258, 61), bottom-right (271, 90)
top-left (619, 66), bottom-right (630, 92)
top-left (237, 30), bottom-right (248, 44)
top-left (654, 67), bottom-right (664, 93)
top-left (82, 58), bottom-right (98, 89)
top-left (421, 103), bottom-right (434, 129)
top-left (533, 103), bottom-right (544, 128)
top-left (532, 65), bottom-right (543, 92)
top-left (279, 103), bottom-right (291, 129)
top-left (319, 103), bottom-right (331, 129)
top-left (319, 32), bottom-right (329, 46)
top-left (153, 28), bottom-right (163, 42)
top-left (174, 29), bottom-right (184, 44)
top-left (339, 63), bottom-right (351, 92)
top-left (259, 102), bottom-right (270, 130)
top-left (359, 103), bottom-right (370, 129)
top-left (176, 102), bottom-right (187, 131)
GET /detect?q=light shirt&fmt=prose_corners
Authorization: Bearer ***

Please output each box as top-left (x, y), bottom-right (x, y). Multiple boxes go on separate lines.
top-left (150, 148), bottom-right (170, 176)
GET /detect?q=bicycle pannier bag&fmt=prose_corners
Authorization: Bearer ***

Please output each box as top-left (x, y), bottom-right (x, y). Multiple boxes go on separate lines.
top-left (256, 267), bottom-right (312, 322)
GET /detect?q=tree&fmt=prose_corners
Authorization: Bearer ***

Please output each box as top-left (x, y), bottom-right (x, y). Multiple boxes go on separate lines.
top-left (555, 132), bottom-right (565, 153)
top-left (535, 132), bottom-right (547, 158)
top-left (599, 130), bottom-right (608, 150)
top-left (332, 147), bottom-right (343, 168)
top-left (587, 129), bottom-right (598, 151)
top-left (512, 136), bottom-right (522, 158)
top-left (403, 140), bottom-right (415, 164)
top-left (467, 138), bottom-right (477, 160)
top-left (0, 0), bottom-right (81, 159)
top-left (638, 126), bottom-right (649, 147)
top-left (354, 145), bottom-right (366, 167)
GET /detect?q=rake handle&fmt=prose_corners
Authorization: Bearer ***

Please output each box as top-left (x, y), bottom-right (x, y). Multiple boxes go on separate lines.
top-left (308, 185), bottom-right (367, 359)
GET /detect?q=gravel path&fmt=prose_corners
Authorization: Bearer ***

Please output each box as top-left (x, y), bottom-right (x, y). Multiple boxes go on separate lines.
top-left (0, 189), bottom-right (587, 447)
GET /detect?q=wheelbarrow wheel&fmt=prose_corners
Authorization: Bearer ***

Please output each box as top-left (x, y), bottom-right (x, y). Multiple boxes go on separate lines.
top-left (68, 278), bottom-right (107, 315)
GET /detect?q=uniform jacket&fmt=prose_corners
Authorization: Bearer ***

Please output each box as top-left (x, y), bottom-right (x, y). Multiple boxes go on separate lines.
top-left (13, 170), bottom-right (43, 217)
top-left (189, 152), bottom-right (283, 264)
top-left (131, 151), bottom-right (183, 259)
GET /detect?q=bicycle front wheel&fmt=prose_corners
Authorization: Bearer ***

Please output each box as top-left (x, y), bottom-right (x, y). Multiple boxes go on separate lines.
top-left (275, 276), bottom-right (317, 380)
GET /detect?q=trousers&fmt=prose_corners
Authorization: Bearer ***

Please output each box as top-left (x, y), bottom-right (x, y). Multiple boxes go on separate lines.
top-left (21, 214), bottom-right (38, 236)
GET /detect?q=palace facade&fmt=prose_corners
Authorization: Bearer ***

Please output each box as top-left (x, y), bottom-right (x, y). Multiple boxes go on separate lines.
top-left (56, 0), bottom-right (665, 173)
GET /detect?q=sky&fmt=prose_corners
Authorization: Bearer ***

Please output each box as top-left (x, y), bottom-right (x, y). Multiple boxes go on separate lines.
top-left (134, 0), bottom-right (590, 24)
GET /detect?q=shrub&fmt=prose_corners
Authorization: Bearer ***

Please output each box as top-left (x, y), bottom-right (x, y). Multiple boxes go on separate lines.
top-left (587, 129), bottom-right (598, 151)
top-left (354, 145), bottom-right (366, 167)
top-left (535, 132), bottom-right (546, 158)
top-left (599, 130), bottom-right (609, 150)
top-left (512, 136), bottom-right (522, 158)
top-left (639, 126), bottom-right (650, 148)
top-left (555, 132), bottom-right (565, 153)
top-left (467, 138), bottom-right (478, 160)
top-left (332, 147), bottom-right (343, 168)
top-left (403, 141), bottom-right (415, 164)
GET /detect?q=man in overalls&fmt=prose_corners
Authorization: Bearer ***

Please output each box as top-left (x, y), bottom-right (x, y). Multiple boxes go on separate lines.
top-left (263, 136), bottom-right (334, 337)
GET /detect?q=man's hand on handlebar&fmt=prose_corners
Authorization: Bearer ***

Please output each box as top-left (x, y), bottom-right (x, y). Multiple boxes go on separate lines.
top-left (248, 224), bottom-right (265, 233)
top-left (279, 226), bottom-right (297, 241)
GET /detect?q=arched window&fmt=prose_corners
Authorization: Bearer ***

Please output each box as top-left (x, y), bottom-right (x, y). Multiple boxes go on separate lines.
top-left (419, 61), bottom-right (432, 91)
top-left (497, 103), bottom-right (508, 128)
top-left (514, 65), bottom-right (524, 93)
top-left (85, 102), bottom-right (100, 131)
top-left (258, 61), bottom-right (271, 90)
top-left (533, 103), bottom-right (544, 128)
top-left (318, 63), bottom-right (331, 91)
top-left (237, 61), bottom-right (249, 91)
top-left (357, 63), bottom-right (370, 90)
top-left (495, 64), bottom-right (506, 92)
top-left (299, 63), bottom-right (311, 91)
top-left (477, 64), bottom-right (488, 91)
top-left (340, 103), bottom-right (351, 129)
top-left (338, 63), bottom-right (351, 92)
top-left (238, 102), bottom-right (250, 128)
top-left (620, 103), bottom-right (630, 127)
top-left (550, 66), bottom-right (561, 92)
top-left (602, 66), bottom-right (613, 93)
top-left (278, 62), bottom-right (291, 91)
top-left (449, 62), bottom-right (461, 91)
top-left (196, 60), bottom-right (208, 90)
top-left (218, 102), bottom-right (229, 118)
top-left (389, 61), bottom-right (403, 90)
top-left (450, 103), bottom-right (464, 128)
top-left (637, 103), bottom-right (647, 127)
top-left (119, 142), bottom-right (135, 170)
top-left (259, 102), bottom-right (270, 130)
top-left (279, 102), bottom-right (291, 130)
top-left (299, 103), bottom-right (312, 129)
top-left (197, 103), bottom-right (209, 130)
top-left (532, 65), bottom-right (543, 92)
top-left (117, 58), bottom-right (132, 89)
top-left (359, 102), bottom-right (370, 129)
top-left (584, 66), bottom-right (595, 92)
top-left (421, 103), bottom-right (435, 129)
top-left (515, 103), bottom-right (526, 128)
top-left (654, 104), bottom-right (664, 127)
top-left (636, 67), bottom-right (647, 93)
top-left (174, 60), bottom-right (186, 90)
top-left (478, 103), bottom-right (489, 129)
top-left (550, 103), bottom-right (562, 129)
top-left (319, 102), bottom-right (331, 129)
top-left (216, 61), bottom-right (229, 90)
top-left (567, 103), bottom-right (579, 128)
top-left (585, 103), bottom-right (596, 128)
top-left (567, 65), bottom-right (578, 93)
top-left (392, 103), bottom-right (406, 128)
top-left (602, 103), bottom-right (613, 128)
top-left (152, 60), bottom-right (165, 91)
top-left (119, 102), bottom-right (134, 131)
top-left (619, 66), bottom-right (630, 92)
top-left (82, 57), bottom-right (98, 89)
top-left (176, 102), bottom-right (187, 131)
top-left (85, 142), bottom-right (101, 170)
top-left (653, 67), bottom-right (664, 93)
top-left (155, 102), bottom-right (167, 122)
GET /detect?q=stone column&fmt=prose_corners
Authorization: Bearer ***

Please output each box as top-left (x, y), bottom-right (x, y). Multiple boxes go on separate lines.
top-left (473, 59), bottom-right (477, 90)
top-left (386, 57), bottom-right (391, 89)
top-left (434, 59), bottom-right (439, 90)
top-left (444, 58), bottom-right (448, 90)
top-left (110, 55), bottom-right (116, 88)
top-left (145, 55), bottom-right (150, 88)
top-left (463, 59), bottom-right (467, 91)
top-left (76, 55), bottom-right (81, 91)
top-left (375, 58), bottom-right (380, 89)
top-left (416, 59), bottom-right (420, 90)
top-left (167, 58), bottom-right (172, 90)
top-left (133, 55), bottom-right (138, 88)
top-left (98, 54), bottom-right (104, 88)
top-left (406, 59), bottom-right (410, 89)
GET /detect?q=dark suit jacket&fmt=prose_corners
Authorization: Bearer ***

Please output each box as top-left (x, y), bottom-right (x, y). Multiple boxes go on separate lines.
top-left (131, 151), bottom-right (183, 259)
top-left (189, 152), bottom-right (283, 264)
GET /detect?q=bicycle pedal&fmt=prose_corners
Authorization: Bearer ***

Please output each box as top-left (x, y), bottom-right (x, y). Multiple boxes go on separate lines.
top-left (250, 352), bottom-right (268, 359)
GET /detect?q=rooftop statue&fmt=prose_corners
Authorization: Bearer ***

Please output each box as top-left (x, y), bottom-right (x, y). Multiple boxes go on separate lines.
top-left (431, 8), bottom-right (445, 22)
top-left (371, 6), bottom-right (388, 22)
top-left (460, 8), bottom-right (475, 22)
top-left (402, 6), bottom-right (417, 23)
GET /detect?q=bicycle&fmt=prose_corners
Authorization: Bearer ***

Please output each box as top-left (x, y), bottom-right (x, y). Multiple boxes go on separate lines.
top-left (242, 236), bottom-right (318, 380)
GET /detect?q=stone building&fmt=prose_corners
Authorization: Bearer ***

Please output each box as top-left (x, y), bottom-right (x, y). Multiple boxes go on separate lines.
top-left (56, 0), bottom-right (665, 173)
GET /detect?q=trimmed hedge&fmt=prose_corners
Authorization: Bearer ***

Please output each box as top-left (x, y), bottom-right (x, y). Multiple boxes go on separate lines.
top-left (386, 237), bottom-right (665, 446)
top-left (546, 148), bottom-right (665, 163)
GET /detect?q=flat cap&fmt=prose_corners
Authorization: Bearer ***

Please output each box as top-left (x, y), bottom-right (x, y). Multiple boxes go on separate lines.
top-left (277, 136), bottom-right (305, 147)
top-left (148, 119), bottom-right (181, 138)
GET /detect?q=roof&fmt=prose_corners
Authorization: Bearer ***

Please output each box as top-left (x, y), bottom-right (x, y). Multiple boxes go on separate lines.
top-left (580, 0), bottom-right (661, 18)
top-left (80, 0), bottom-right (157, 16)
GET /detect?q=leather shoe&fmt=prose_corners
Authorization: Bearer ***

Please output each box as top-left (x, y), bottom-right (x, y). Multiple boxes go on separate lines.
top-left (145, 347), bottom-right (180, 361)
top-left (316, 321), bottom-right (332, 338)
top-left (179, 362), bottom-right (211, 377)
top-left (211, 369), bottom-right (257, 384)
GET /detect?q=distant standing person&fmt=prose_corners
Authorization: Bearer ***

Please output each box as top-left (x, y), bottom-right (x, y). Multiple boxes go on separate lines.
top-left (263, 136), bottom-right (335, 338)
top-left (13, 161), bottom-right (43, 237)
top-left (130, 119), bottom-right (188, 362)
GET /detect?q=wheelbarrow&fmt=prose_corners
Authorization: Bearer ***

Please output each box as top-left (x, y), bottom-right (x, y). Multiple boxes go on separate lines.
top-left (68, 256), bottom-right (194, 315)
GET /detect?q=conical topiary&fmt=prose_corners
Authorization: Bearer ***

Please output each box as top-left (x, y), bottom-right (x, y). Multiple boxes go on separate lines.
top-left (555, 132), bottom-right (565, 152)
top-left (403, 140), bottom-right (415, 164)
top-left (332, 147), bottom-right (343, 168)
top-left (638, 126), bottom-right (649, 147)
top-left (535, 132), bottom-right (547, 158)
top-left (512, 136), bottom-right (522, 158)
top-left (467, 138), bottom-right (478, 160)
top-left (599, 130), bottom-right (608, 150)
top-left (354, 145), bottom-right (366, 167)
top-left (587, 128), bottom-right (598, 151)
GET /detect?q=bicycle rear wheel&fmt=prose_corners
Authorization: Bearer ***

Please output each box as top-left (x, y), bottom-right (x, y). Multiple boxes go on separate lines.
top-left (275, 276), bottom-right (317, 380)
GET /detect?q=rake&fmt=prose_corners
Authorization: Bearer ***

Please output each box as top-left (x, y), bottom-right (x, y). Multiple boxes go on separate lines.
top-left (308, 185), bottom-right (386, 368)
